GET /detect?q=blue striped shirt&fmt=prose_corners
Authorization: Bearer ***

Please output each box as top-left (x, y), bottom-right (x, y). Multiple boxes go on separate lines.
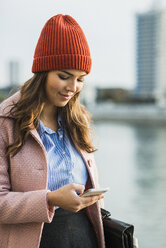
top-left (37, 117), bottom-right (88, 193)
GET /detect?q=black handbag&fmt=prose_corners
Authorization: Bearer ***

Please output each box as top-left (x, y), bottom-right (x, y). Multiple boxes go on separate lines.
top-left (101, 208), bottom-right (134, 248)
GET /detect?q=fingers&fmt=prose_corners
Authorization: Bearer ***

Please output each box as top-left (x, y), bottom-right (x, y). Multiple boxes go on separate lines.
top-left (80, 194), bottom-right (104, 208)
top-left (71, 183), bottom-right (85, 195)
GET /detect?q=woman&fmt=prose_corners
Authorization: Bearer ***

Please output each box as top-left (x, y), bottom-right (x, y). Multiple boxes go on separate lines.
top-left (0, 14), bottom-right (105, 248)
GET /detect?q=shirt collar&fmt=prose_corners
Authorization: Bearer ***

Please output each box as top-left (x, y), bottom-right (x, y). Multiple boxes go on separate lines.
top-left (37, 115), bottom-right (63, 135)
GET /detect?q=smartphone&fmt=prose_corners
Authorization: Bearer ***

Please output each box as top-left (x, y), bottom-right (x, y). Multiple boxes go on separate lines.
top-left (81, 187), bottom-right (109, 197)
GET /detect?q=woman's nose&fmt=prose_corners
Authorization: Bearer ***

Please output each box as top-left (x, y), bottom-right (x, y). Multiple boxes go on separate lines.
top-left (66, 79), bottom-right (77, 92)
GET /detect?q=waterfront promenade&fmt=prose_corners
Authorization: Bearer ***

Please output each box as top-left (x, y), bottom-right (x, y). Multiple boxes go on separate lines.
top-left (90, 103), bottom-right (166, 123)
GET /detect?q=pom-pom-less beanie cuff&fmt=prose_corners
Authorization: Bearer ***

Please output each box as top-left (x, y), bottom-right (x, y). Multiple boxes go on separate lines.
top-left (32, 54), bottom-right (92, 74)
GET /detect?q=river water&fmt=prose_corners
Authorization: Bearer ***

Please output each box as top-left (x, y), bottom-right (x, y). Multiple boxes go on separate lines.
top-left (93, 121), bottom-right (166, 248)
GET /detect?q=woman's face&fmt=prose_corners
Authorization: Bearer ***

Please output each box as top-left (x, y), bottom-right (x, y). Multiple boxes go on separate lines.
top-left (45, 69), bottom-right (87, 107)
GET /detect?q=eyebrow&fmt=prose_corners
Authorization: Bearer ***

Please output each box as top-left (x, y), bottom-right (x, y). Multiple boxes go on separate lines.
top-left (60, 70), bottom-right (87, 77)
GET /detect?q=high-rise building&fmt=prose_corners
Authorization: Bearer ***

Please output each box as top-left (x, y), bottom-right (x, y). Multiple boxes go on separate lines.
top-left (9, 61), bottom-right (19, 86)
top-left (135, 7), bottom-right (166, 103)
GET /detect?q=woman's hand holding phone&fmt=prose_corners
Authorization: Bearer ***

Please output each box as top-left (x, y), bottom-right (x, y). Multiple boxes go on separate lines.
top-left (47, 184), bottom-right (105, 213)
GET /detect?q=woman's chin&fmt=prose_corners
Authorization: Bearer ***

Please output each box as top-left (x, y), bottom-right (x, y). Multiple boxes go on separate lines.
top-left (53, 101), bottom-right (69, 108)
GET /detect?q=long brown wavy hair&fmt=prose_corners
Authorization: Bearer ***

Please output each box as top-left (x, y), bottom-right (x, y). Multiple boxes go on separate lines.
top-left (5, 72), bottom-right (96, 157)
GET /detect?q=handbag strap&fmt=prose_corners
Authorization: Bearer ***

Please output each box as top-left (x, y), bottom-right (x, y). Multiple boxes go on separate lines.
top-left (101, 208), bottom-right (111, 220)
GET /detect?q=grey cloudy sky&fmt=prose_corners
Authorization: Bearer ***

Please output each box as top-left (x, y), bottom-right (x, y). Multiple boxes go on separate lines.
top-left (0, 0), bottom-right (165, 88)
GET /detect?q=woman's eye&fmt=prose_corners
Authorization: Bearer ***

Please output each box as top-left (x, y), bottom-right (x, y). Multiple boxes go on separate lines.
top-left (78, 79), bottom-right (84, 83)
top-left (58, 74), bottom-right (85, 83)
top-left (58, 74), bottom-right (68, 80)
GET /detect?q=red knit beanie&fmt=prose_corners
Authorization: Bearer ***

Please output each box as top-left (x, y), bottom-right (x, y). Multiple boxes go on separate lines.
top-left (32, 14), bottom-right (92, 74)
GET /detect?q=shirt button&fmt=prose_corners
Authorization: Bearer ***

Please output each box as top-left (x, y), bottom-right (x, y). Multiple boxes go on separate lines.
top-left (62, 151), bottom-right (65, 155)
top-left (59, 135), bottom-right (63, 139)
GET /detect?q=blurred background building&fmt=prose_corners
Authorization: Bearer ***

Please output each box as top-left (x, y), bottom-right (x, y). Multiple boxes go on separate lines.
top-left (135, 6), bottom-right (166, 104)
top-left (9, 61), bottom-right (19, 87)
top-left (0, 61), bottom-right (20, 101)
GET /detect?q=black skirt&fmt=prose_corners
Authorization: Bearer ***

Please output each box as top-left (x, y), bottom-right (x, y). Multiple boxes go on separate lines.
top-left (39, 208), bottom-right (98, 248)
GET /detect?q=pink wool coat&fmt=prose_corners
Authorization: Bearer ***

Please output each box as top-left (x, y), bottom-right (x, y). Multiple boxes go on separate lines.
top-left (0, 92), bottom-right (105, 248)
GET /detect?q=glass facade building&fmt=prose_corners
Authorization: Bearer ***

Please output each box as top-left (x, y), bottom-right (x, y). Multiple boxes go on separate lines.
top-left (135, 9), bottom-right (166, 102)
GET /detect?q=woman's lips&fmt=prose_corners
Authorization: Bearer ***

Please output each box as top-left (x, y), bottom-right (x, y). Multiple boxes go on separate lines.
top-left (59, 93), bottom-right (72, 100)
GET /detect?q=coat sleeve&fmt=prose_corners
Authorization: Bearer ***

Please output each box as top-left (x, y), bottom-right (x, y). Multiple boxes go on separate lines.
top-left (0, 118), bottom-right (55, 224)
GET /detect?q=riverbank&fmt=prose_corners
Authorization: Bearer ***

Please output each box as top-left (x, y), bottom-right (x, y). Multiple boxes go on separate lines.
top-left (90, 103), bottom-right (166, 124)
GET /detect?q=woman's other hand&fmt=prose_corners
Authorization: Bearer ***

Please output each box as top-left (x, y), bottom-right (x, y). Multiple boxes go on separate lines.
top-left (47, 183), bottom-right (104, 212)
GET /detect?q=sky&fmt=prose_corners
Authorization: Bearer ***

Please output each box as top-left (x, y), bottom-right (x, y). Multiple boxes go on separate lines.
top-left (0, 0), bottom-right (166, 89)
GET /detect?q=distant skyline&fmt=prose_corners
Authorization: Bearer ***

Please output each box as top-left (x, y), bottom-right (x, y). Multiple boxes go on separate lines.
top-left (1, 0), bottom-right (166, 89)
